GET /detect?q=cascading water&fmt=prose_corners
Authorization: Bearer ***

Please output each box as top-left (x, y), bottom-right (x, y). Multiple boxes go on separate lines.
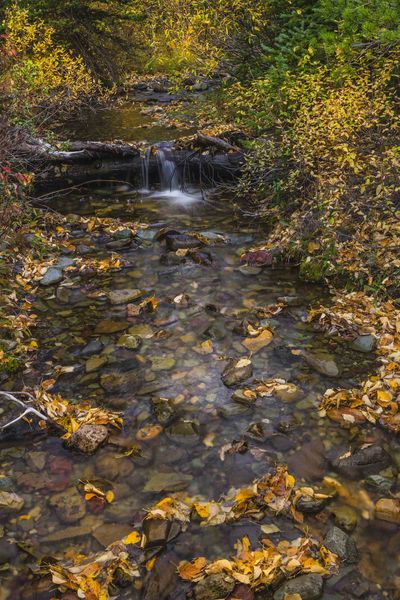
top-left (139, 141), bottom-right (201, 205)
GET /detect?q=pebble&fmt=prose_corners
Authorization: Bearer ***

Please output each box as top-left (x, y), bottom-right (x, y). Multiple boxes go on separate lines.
top-left (48, 487), bottom-right (86, 524)
top-left (85, 355), bottom-right (108, 373)
top-left (332, 444), bottom-right (391, 479)
top-left (350, 334), bottom-right (376, 353)
top-left (144, 471), bottom-right (193, 493)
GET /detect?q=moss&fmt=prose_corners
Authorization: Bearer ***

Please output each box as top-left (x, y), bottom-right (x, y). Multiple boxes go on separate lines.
top-left (0, 353), bottom-right (21, 374)
top-left (299, 258), bottom-right (326, 282)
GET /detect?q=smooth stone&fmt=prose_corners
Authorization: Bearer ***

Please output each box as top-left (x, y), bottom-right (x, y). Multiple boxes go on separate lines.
top-left (0, 477), bottom-right (14, 492)
top-left (151, 356), bottom-right (176, 371)
top-left (41, 515), bottom-right (99, 542)
top-left (144, 471), bottom-right (193, 493)
top-left (142, 518), bottom-right (170, 548)
top-left (194, 574), bottom-right (235, 600)
top-left (304, 351), bottom-right (340, 377)
top-left (222, 358), bottom-right (253, 387)
top-left (40, 267), bottom-right (63, 286)
top-left (274, 573), bottom-right (323, 600)
top-left (106, 239), bottom-right (131, 249)
top-left (92, 522), bottom-right (132, 547)
top-left (324, 526), bottom-right (358, 563)
top-left (350, 334), bottom-right (376, 353)
top-left (48, 487), bottom-right (86, 524)
top-left (76, 244), bottom-right (92, 255)
top-left (275, 383), bottom-right (304, 402)
top-left (238, 266), bottom-right (262, 276)
top-left (117, 334), bottom-right (142, 349)
top-left (365, 475), bottom-right (393, 494)
top-left (95, 454), bottom-right (134, 480)
top-left (108, 289), bottom-right (143, 305)
top-left (165, 420), bottom-right (199, 446)
top-left (85, 355), bottom-right (108, 373)
top-left (375, 498), bottom-right (400, 524)
top-left (95, 320), bottom-right (129, 334)
top-left (113, 228), bottom-right (132, 240)
top-left (231, 389), bottom-right (257, 406)
top-left (81, 339), bottom-right (103, 357)
top-left (288, 439), bottom-right (327, 481)
top-left (100, 370), bottom-right (139, 393)
top-left (152, 397), bottom-right (174, 423)
top-left (67, 424), bottom-right (108, 454)
top-left (0, 491), bottom-right (24, 511)
top-left (56, 257), bottom-right (75, 270)
top-left (128, 324), bottom-right (154, 338)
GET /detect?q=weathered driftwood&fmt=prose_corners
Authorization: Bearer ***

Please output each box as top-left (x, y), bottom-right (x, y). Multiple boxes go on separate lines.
top-left (196, 132), bottom-right (238, 153)
top-left (19, 136), bottom-right (140, 164)
top-left (0, 391), bottom-right (48, 430)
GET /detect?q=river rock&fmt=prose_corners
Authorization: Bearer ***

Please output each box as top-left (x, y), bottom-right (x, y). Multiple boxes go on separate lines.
top-left (194, 574), bottom-right (235, 600)
top-left (0, 491), bottom-right (24, 511)
top-left (365, 475), bottom-right (393, 494)
top-left (222, 357), bottom-right (253, 387)
top-left (117, 334), bottom-right (142, 349)
top-left (165, 420), bottom-right (199, 446)
top-left (331, 445), bottom-right (391, 479)
top-left (151, 355), bottom-right (176, 371)
top-left (324, 525), bottom-right (358, 563)
top-left (165, 233), bottom-right (203, 251)
top-left (100, 370), bottom-right (139, 393)
top-left (274, 383), bottom-right (304, 403)
top-left (304, 351), bottom-right (340, 377)
top-left (95, 453), bottom-right (134, 480)
top-left (67, 424), bottom-right (108, 454)
top-left (142, 518), bottom-right (171, 548)
top-left (92, 522), bottom-right (132, 547)
top-left (333, 505), bottom-right (358, 532)
top-left (0, 539), bottom-right (18, 564)
top-left (48, 487), bottom-right (86, 524)
top-left (40, 267), bottom-right (63, 286)
top-left (85, 355), bottom-right (108, 373)
top-left (152, 397), bottom-right (174, 423)
top-left (0, 477), bottom-right (14, 492)
top-left (274, 573), bottom-right (324, 600)
top-left (350, 334), bottom-right (376, 353)
top-left (95, 320), bottom-right (129, 334)
top-left (108, 289), bottom-right (143, 305)
top-left (144, 471), bottom-right (193, 493)
top-left (375, 498), bottom-right (400, 524)
top-left (81, 339), bottom-right (103, 357)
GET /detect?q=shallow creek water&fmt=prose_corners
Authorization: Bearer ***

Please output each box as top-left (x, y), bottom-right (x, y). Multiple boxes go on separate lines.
top-left (1, 169), bottom-right (400, 598)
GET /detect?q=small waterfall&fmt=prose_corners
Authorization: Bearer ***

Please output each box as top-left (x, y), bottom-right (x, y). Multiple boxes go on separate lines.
top-left (140, 142), bottom-right (180, 193)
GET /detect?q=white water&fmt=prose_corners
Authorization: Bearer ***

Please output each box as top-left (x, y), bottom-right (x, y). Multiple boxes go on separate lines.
top-left (140, 142), bottom-right (202, 205)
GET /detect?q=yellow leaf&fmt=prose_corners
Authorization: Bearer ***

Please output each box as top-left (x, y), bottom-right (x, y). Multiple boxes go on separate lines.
top-left (194, 503), bottom-right (210, 519)
top-left (136, 424), bottom-right (163, 441)
top-left (235, 487), bottom-right (257, 502)
top-left (377, 389), bottom-right (392, 403)
top-left (242, 329), bottom-right (273, 353)
top-left (123, 530), bottom-right (141, 545)
top-left (146, 557), bottom-right (157, 571)
top-left (105, 490), bottom-right (115, 503)
top-left (178, 557), bottom-right (207, 581)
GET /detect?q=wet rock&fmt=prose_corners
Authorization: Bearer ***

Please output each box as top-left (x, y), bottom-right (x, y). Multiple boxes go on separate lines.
top-left (165, 420), bottom-right (199, 446)
top-left (117, 334), bottom-right (142, 349)
top-left (95, 320), bottom-right (129, 334)
top-left (151, 355), bottom-right (176, 371)
top-left (332, 568), bottom-right (385, 599)
top-left (41, 519), bottom-right (95, 542)
top-left (365, 474), bottom-right (393, 494)
top-left (238, 265), bottom-right (262, 276)
top-left (350, 334), bottom-right (376, 353)
top-left (0, 539), bottom-right (18, 564)
top-left (194, 574), bottom-right (235, 600)
top-left (152, 397), bottom-right (174, 423)
top-left (40, 267), bottom-right (63, 286)
top-left (142, 518), bottom-right (171, 548)
top-left (375, 498), bottom-right (400, 524)
top-left (85, 355), bottom-right (108, 373)
top-left (277, 295), bottom-right (302, 306)
top-left (222, 357), bottom-right (253, 387)
top-left (76, 244), bottom-right (92, 255)
top-left (324, 526), bottom-right (358, 563)
top-left (274, 573), bottom-right (324, 600)
top-left (114, 228), bottom-right (132, 240)
top-left (274, 383), bottom-right (304, 403)
top-left (108, 289), bottom-right (143, 305)
top-left (231, 389), bottom-right (257, 406)
top-left (296, 492), bottom-right (330, 514)
top-left (92, 522), bottom-right (132, 547)
top-left (106, 238), bottom-right (131, 250)
top-left (48, 487), bottom-right (86, 524)
top-left (0, 477), bottom-right (14, 492)
top-left (304, 351), bottom-right (340, 377)
top-left (95, 453), bottom-right (134, 480)
top-left (56, 256), bottom-right (75, 270)
top-left (331, 445), bottom-right (391, 479)
top-left (144, 471), bottom-right (193, 493)
top-left (67, 424), bottom-right (108, 454)
top-left (333, 505), bottom-right (358, 532)
top-left (0, 491), bottom-right (24, 511)
top-left (288, 439), bottom-right (327, 482)
top-left (165, 233), bottom-right (203, 251)
top-left (143, 552), bottom-right (179, 600)
top-left (81, 339), bottom-right (103, 357)
top-left (100, 370), bottom-right (139, 393)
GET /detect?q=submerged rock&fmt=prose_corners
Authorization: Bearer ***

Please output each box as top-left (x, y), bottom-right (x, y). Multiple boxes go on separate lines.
top-left (85, 355), bottom-right (108, 373)
top-left (117, 334), bottom-right (142, 349)
top-left (331, 444), bottom-right (391, 479)
top-left (108, 289), bottom-right (143, 305)
top-left (165, 420), bottom-right (199, 446)
top-left (67, 424), bottom-right (108, 454)
top-left (0, 539), bottom-right (18, 564)
top-left (274, 573), bottom-right (324, 600)
top-left (375, 498), bottom-right (400, 524)
top-left (222, 357), bottom-right (253, 387)
top-left (81, 339), bottom-right (103, 357)
top-left (304, 351), bottom-right (340, 377)
top-left (194, 574), bottom-right (235, 600)
top-left (144, 471), bottom-right (193, 493)
top-left (142, 518), bottom-right (177, 548)
top-left (48, 487), bottom-right (86, 524)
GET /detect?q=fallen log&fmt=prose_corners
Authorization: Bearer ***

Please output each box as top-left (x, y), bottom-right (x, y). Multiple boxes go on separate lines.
top-left (196, 132), bottom-right (238, 153)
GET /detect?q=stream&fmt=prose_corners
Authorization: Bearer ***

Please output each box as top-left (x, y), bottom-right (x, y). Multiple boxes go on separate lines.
top-left (1, 108), bottom-right (399, 599)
